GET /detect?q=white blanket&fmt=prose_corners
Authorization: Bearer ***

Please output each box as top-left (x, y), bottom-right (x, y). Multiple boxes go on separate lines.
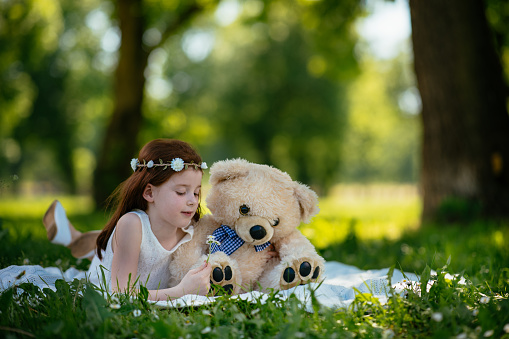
top-left (0, 262), bottom-right (420, 311)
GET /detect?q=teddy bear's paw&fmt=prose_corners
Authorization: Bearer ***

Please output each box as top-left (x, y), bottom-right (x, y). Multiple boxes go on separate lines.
top-left (280, 258), bottom-right (323, 290)
top-left (210, 263), bottom-right (238, 295)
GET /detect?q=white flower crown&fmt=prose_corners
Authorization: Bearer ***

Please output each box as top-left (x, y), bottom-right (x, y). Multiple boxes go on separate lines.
top-left (131, 157), bottom-right (207, 172)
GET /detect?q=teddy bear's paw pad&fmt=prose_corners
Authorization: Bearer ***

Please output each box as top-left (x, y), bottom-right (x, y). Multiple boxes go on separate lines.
top-left (281, 259), bottom-right (322, 289)
top-left (298, 261), bottom-right (321, 280)
top-left (210, 265), bottom-right (236, 295)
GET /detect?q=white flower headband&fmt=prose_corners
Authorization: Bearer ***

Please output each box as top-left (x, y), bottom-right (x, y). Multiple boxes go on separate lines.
top-left (131, 157), bottom-right (207, 172)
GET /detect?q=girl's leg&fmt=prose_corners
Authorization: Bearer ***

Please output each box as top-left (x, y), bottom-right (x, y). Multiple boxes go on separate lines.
top-left (42, 200), bottom-right (99, 260)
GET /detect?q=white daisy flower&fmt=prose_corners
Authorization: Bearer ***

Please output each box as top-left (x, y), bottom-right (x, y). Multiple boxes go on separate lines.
top-left (480, 296), bottom-right (490, 304)
top-left (131, 158), bottom-right (139, 171)
top-left (484, 330), bottom-right (494, 337)
top-left (133, 309), bottom-right (141, 317)
top-left (206, 235), bottom-right (221, 246)
top-left (109, 303), bottom-right (121, 309)
top-left (170, 158), bottom-right (185, 171)
top-left (504, 323), bottom-right (509, 333)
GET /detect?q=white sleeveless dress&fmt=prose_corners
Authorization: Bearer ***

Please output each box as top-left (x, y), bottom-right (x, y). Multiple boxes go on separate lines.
top-left (87, 209), bottom-right (194, 291)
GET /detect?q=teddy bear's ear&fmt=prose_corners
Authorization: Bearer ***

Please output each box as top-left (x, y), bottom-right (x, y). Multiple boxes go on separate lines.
top-left (293, 182), bottom-right (320, 223)
top-left (209, 158), bottom-right (250, 185)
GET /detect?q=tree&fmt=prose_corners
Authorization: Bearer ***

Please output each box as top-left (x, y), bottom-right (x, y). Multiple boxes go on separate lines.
top-left (409, 0), bottom-right (509, 221)
top-left (92, 0), bottom-right (208, 207)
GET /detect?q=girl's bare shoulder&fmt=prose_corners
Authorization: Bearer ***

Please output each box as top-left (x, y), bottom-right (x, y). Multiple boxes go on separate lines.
top-left (115, 212), bottom-right (143, 239)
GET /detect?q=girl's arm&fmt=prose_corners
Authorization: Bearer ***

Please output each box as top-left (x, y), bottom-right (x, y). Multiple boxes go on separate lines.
top-left (110, 213), bottom-right (143, 292)
top-left (110, 213), bottom-right (212, 301)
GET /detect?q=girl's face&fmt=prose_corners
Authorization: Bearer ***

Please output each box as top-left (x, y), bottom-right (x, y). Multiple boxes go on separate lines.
top-left (146, 169), bottom-right (203, 229)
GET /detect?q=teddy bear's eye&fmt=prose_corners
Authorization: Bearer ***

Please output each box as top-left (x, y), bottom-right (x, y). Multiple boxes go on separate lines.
top-left (239, 204), bottom-right (250, 215)
top-left (272, 218), bottom-right (280, 227)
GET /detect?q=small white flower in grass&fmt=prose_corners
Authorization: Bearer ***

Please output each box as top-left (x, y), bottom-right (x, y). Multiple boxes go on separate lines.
top-left (201, 162), bottom-right (208, 170)
top-left (133, 309), bottom-right (141, 317)
top-left (131, 158), bottom-right (139, 171)
top-left (109, 303), bottom-right (120, 309)
top-left (456, 333), bottom-right (467, 339)
top-left (382, 329), bottom-right (395, 339)
top-left (480, 296), bottom-right (490, 304)
top-left (504, 323), bottom-right (509, 333)
top-left (201, 327), bottom-right (211, 334)
top-left (484, 330), bottom-right (494, 337)
top-left (202, 310), bottom-right (211, 316)
top-left (473, 309), bottom-right (479, 316)
top-left (170, 158), bottom-right (185, 171)
top-left (147, 160), bottom-right (154, 168)
top-left (431, 312), bottom-right (443, 322)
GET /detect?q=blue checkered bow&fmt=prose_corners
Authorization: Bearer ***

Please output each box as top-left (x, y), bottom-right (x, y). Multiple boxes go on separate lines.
top-left (210, 225), bottom-right (271, 255)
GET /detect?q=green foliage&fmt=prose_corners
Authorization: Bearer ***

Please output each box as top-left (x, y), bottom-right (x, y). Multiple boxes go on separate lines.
top-left (340, 55), bottom-right (420, 183)
top-left (141, 0), bottom-right (363, 194)
top-left (485, 0), bottom-right (509, 83)
top-left (0, 0), bottom-right (111, 195)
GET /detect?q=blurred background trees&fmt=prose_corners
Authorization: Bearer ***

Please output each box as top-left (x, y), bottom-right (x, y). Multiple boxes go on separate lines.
top-left (1, 0), bottom-right (508, 222)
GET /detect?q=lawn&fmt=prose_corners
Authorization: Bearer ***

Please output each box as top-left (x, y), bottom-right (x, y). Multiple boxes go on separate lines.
top-left (1, 186), bottom-right (508, 338)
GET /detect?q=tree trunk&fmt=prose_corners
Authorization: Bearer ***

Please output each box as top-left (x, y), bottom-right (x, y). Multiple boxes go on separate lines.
top-left (409, 0), bottom-right (509, 221)
top-left (93, 0), bottom-right (148, 207)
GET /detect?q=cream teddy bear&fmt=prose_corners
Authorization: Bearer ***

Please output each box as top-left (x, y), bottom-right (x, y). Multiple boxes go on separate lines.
top-left (170, 158), bottom-right (325, 295)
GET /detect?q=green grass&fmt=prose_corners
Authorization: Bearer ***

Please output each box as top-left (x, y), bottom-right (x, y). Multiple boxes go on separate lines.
top-left (1, 188), bottom-right (509, 338)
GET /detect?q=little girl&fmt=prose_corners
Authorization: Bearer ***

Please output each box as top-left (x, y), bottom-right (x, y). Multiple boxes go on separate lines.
top-left (44, 139), bottom-right (211, 300)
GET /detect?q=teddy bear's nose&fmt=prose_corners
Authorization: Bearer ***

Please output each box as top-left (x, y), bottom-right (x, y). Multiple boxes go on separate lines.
top-left (249, 225), bottom-right (267, 240)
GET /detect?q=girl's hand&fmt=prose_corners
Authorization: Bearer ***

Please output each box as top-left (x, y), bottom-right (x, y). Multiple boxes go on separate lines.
top-left (177, 262), bottom-right (212, 296)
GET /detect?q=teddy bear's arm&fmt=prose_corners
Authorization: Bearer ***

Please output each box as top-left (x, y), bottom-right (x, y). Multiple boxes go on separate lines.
top-left (276, 230), bottom-right (320, 259)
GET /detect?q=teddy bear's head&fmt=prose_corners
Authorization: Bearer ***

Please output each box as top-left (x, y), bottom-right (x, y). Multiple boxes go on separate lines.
top-left (205, 159), bottom-right (319, 245)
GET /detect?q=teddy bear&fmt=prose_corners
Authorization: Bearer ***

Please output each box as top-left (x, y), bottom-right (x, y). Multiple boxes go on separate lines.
top-left (169, 158), bottom-right (325, 295)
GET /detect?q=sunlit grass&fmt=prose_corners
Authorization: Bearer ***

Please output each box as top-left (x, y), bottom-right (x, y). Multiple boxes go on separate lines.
top-left (1, 185), bottom-right (508, 338)
top-left (301, 184), bottom-right (421, 249)
top-left (0, 184), bottom-right (420, 247)
top-left (0, 195), bottom-right (95, 218)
